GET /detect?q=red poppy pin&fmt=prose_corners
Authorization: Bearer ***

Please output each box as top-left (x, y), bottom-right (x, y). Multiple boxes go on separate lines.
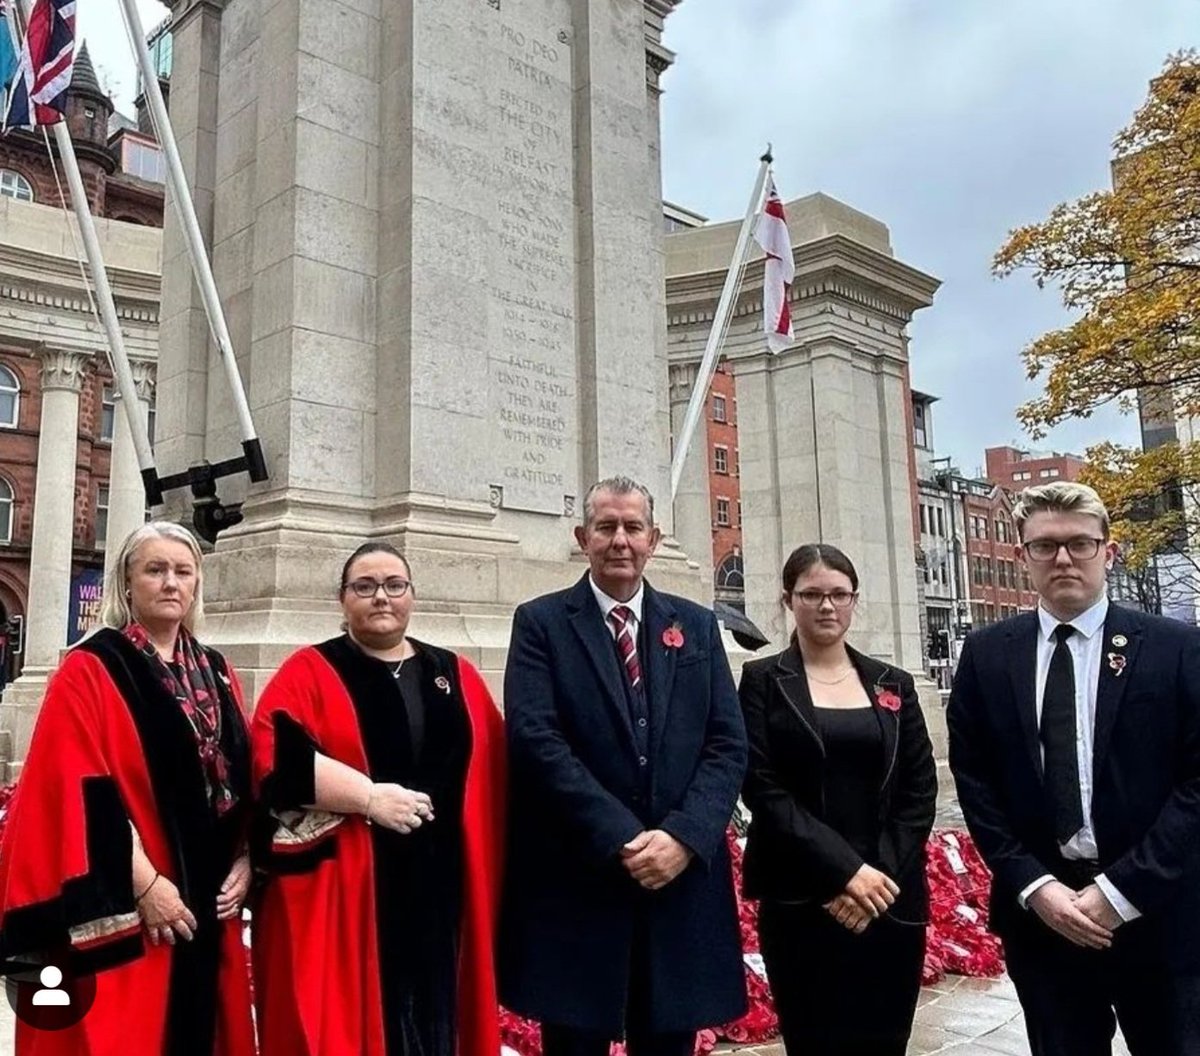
top-left (1107, 652), bottom-right (1127, 677)
top-left (875, 685), bottom-right (902, 712)
top-left (662, 623), bottom-right (685, 649)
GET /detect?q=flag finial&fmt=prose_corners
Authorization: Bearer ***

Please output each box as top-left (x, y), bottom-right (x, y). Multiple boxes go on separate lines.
top-left (760, 143), bottom-right (773, 164)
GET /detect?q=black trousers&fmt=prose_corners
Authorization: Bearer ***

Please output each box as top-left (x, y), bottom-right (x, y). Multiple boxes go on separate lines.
top-left (1004, 914), bottom-right (1200, 1056)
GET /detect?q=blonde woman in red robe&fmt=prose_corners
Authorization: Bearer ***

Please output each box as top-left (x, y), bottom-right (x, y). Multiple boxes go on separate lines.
top-left (0, 522), bottom-right (256, 1056)
top-left (251, 542), bottom-right (506, 1056)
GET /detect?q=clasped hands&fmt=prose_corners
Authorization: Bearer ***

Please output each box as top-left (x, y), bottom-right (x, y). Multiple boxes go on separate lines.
top-left (1027, 881), bottom-right (1121, 949)
top-left (823, 864), bottom-right (899, 933)
top-left (137, 853), bottom-right (251, 946)
top-left (621, 830), bottom-right (693, 891)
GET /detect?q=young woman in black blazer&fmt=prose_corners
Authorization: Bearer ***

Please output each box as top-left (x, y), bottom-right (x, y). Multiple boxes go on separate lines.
top-left (739, 544), bottom-right (937, 1055)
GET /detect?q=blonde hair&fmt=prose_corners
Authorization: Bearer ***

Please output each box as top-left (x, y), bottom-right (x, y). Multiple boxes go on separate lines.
top-left (1012, 482), bottom-right (1110, 541)
top-left (99, 521), bottom-right (206, 632)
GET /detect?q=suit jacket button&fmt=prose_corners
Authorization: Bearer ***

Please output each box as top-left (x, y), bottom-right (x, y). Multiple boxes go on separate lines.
top-left (638, 755), bottom-right (648, 766)
top-left (637, 718), bottom-right (647, 728)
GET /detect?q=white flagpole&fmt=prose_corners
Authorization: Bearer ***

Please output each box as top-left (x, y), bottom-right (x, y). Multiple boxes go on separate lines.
top-left (116, 0), bottom-right (264, 478)
top-left (11, 0), bottom-right (158, 486)
top-left (669, 149), bottom-right (772, 504)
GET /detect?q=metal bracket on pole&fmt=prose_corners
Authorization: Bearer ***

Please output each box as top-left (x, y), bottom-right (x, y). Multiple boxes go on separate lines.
top-left (115, 0), bottom-right (271, 540)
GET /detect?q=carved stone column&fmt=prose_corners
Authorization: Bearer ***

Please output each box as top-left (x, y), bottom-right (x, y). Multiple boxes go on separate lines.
top-left (104, 360), bottom-right (155, 573)
top-left (0, 348), bottom-right (90, 757)
top-left (668, 361), bottom-right (713, 598)
top-left (23, 349), bottom-right (89, 671)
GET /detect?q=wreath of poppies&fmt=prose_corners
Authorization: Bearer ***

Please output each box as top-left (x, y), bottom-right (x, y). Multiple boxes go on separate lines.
top-left (500, 827), bottom-right (1003, 1056)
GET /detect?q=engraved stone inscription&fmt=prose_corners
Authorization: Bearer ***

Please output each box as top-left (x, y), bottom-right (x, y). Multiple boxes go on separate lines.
top-left (487, 7), bottom-right (576, 514)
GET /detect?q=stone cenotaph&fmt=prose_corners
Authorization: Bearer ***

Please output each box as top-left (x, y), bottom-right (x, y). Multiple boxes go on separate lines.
top-left (156, 0), bottom-right (699, 696)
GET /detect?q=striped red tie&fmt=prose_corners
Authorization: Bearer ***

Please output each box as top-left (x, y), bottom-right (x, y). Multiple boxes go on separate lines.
top-left (608, 606), bottom-right (642, 690)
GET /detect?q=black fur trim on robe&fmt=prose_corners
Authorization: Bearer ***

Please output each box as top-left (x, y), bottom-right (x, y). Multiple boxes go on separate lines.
top-left (314, 635), bottom-right (472, 1056)
top-left (0, 775), bottom-right (140, 976)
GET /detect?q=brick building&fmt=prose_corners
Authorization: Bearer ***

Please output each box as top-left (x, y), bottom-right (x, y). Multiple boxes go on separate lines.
top-left (0, 45), bottom-right (164, 688)
top-left (706, 363), bottom-right (744, 609)
top-left (984, 444), bottom-right (1085, 492)
top-left (961, 480), bottom-right (1038, 627)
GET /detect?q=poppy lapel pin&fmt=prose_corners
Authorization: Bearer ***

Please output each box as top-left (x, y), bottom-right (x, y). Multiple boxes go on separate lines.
top-left (662, 623), bottom-right (684, 650)
top-left (874, 684), bottom-right (902, 712)
top-left (1107, 652), bottom-right (1127, 677)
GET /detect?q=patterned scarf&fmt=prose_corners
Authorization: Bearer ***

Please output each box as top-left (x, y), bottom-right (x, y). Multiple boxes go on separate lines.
top-left (123, 622), bottom-right (237, 817)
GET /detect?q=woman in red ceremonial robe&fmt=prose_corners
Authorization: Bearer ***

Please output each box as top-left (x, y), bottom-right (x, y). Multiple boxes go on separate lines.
top-left (251, 542), bottom-right (506, 1056)
top-left (0, 522), bottom-right (256, 1056)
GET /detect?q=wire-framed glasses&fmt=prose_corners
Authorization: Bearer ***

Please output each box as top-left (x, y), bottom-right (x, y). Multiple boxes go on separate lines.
top-left (346, 577), bottom-right (412, 598)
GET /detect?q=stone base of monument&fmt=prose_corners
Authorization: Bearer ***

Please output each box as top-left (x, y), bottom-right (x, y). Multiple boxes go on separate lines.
top-left (195, 494), bottom-right (712, 707)
top-left (0, 672), bottom-right (49, 779)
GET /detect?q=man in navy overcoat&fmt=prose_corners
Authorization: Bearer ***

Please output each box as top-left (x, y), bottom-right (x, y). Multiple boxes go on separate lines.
top-left (500, 475), bottom-right (748, 1056)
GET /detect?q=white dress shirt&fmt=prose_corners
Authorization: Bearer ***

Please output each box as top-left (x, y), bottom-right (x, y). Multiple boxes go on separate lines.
top-left (589, 576), bottom-right (645, 644)
top-left (1018, 597), bottom-right (1140, 921)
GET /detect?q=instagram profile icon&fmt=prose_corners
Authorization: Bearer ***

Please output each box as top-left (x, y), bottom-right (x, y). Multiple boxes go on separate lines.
top-left (5, 957), bottom-right (96, 1031)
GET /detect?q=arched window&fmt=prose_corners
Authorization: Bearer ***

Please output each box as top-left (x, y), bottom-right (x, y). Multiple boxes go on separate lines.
top-left (0, 478), bottom-right (13, 545)
top-left (716, 553), bottom-right (745, 592)
top-left (0, 169), bottom-right (33, 202)
top-left (0, 364), bottom-right (18, 427)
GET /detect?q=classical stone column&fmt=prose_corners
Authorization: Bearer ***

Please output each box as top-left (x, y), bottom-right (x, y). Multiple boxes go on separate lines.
top-left (668, 361), bottom-right (714, 598)
top-left (0, 348), bottom-right (89, 758)
top-left (104, 360), bottom-right (155, 572)
top-left (23, 349), bottom-right (88, 669)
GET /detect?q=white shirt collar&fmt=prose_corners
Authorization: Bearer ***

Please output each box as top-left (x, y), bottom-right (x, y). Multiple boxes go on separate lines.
top-left (1037, 595), bottom-right (1109, 642)
top-left (589, 575), bottom-right (645, 626)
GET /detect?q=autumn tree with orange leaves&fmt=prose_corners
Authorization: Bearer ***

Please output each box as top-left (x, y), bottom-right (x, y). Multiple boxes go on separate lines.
top-left (994, 51), bottom-right (1200, 609)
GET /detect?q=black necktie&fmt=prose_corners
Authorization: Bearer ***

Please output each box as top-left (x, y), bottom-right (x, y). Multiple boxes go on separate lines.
top-left (1042, 624), bottom-right (1084, 843)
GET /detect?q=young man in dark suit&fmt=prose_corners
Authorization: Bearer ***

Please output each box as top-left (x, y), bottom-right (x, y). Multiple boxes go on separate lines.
top-left (499, 476), bottom-right (748, 1056)
top-left (949, 481), bottom-right (1200, 1055)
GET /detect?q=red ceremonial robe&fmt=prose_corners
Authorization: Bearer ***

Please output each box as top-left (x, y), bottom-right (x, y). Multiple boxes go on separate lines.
top-left (0, 628), bottom-right (257, 1056)
top-left (250, 636), bottom-right (506, 1056)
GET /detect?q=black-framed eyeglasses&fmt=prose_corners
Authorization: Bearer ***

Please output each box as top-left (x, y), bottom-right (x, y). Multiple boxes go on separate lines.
top-left (346, 577), bottom-right (412, 599)
top-left (1022, 537), bottom-right (1105, 563)
top-left (792, 589), bottom-right (858, 609)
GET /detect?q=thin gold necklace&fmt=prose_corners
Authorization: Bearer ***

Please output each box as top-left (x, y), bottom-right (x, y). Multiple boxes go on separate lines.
top-left (807, 667), bottom-right (855, 686)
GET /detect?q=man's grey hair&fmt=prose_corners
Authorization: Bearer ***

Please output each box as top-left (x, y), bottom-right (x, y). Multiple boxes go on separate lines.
top-left (1012, 481), bottom-right (1110, 541)
top-left (581, 476), bottom-right (656, 528)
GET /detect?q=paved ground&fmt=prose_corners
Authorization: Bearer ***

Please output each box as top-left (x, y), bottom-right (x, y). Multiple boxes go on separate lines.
top-left (729, 973), bottom-right (1131, 1056)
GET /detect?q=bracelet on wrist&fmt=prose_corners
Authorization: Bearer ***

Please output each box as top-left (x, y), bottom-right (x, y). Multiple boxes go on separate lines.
top-left (135, 872), bottom-right (161, 903)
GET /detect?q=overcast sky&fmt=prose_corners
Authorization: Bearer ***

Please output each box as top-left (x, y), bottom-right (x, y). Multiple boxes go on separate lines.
top-left (81, 1), bottom-right (1194, 475)
top-left (76, 0), bottom-right (168, 113)
top-left (661, 0), bottom-right (1195, 475)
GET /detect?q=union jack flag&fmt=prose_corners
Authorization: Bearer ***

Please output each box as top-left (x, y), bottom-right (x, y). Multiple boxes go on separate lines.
top-left (3, 0), bottom-right (75, 131)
